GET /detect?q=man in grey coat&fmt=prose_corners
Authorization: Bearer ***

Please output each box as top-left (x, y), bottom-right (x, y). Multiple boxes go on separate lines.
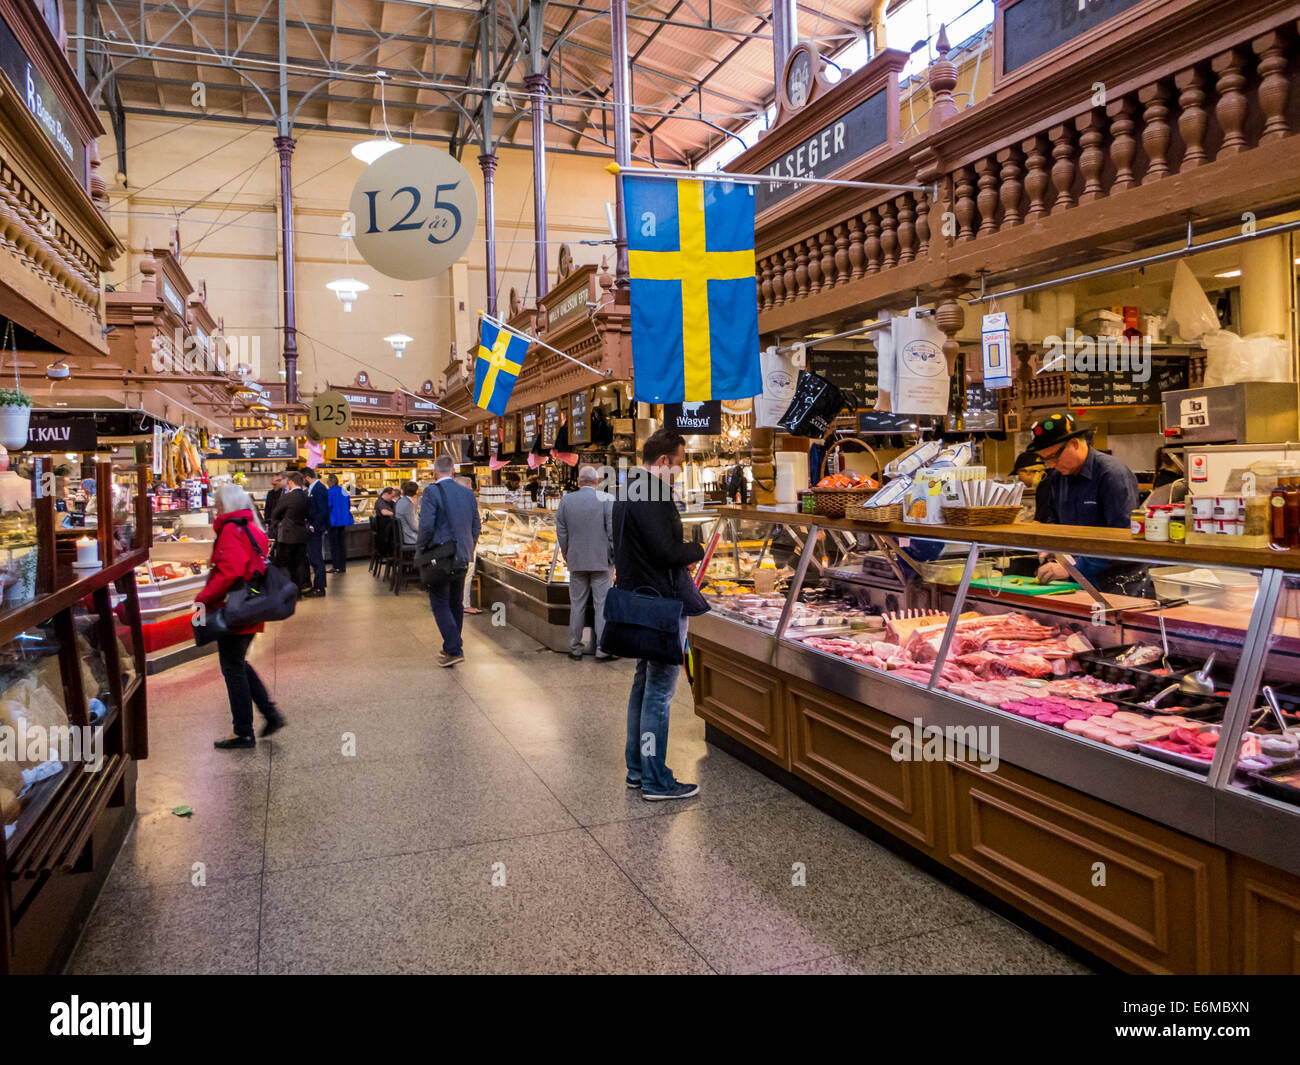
top-left (556, 465), bottom-right (615, 661)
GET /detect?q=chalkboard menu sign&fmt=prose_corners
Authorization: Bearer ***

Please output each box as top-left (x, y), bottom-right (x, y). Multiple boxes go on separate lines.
top-left (488, 419), bottom-right (500, 456)
top-left (1066, 357), bottom-right (1189, 408)
top-left (473, 421), bottom-right (485, 457)
top-left (542, 400), bottom-right (561, 448)
top-left (335, 438), bottom-right (394, 460)
top-left (522, 410), bottom-right (539, 449)
top-left (569, 390), bottom-right (589, 445)
top-left (1002, 0), bottom-right (1145, 74)
top-left (808, 348), bottom-right (877, 407)
top-left (398, 439), bottom-right (437, 460)
top-left (503, 414), bottom-right (517, 453)
top-left (218, 436), bottom-right (297, 460)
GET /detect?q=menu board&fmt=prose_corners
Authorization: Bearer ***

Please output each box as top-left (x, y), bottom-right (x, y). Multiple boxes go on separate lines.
top-left (488, 419), bottom-right (500, 456)
top-left (1066, 357), bottom-right (1189, 408)
top-left (398, 439), bottom-right (437, 460)
top-left (569, 390), bottom-right (589, 445)
top-left (473, 421), bottom-right (486, 457)
top-left (334, 438), bottom-right (394, 460)
top-left (503, 413), bottom-right (517, 453)
top-left (522, 410), bottom-right (538, 449)
top-left (808, 348), bottom-right (877, 407)
top-left (542, 400), bottom-right (561, 448)
top-left (218, 436), bottom-right (297, 460)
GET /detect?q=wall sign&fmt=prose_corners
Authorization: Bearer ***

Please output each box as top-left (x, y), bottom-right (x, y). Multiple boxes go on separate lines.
top-left (308, 390), bottom-right (352, 437)
top-left (349, 145), bottom-right (478, 281)
top-left (547, 285), bottom-right (588, 329)
top-left (488, 419), bottom-right (500, 456)
top-left (664, 400), bottom-right (722, 436)
top-left (503, 414), bottom-right (517, 453)
top-left (756, 88), bottom-right (887, 214)
top-left (1003, 0), bottom-right (1145, 73)
top-left (541, 400), bottom-right (560, 448)
top-left (398, 439), bottom-right (437, 460)
top-left (569, 390), bottom-right (589, 445)
top-left (19, 411), bottom-right (96, 452)
top-left (217, 436), bottom-right (296, 460)
top-left (404, 418), bottom-right (437, 435)
top-left (522, 410), bottom-right (538, 448)
top-left (334, 437), bottom-right (393, 460)
top-left (0, 14), bottom-right (83, 177)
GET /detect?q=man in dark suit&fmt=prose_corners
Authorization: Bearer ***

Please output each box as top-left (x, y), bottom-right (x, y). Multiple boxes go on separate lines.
top-left (263, 472), bottom-right (285, 546)
top-left (418, 456), bottom-right (481, 667)
top-left (303, 467), bottom-right (330, 596)
top-left (270, 471), bottom-right (310, 590)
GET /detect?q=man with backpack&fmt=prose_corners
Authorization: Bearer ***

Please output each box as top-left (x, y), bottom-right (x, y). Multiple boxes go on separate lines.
top-left (417, 455), bottom-right (481, 667)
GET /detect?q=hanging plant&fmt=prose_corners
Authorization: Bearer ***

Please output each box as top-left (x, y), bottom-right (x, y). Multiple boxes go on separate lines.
top-left (0, 324), bottom-right (31, 450)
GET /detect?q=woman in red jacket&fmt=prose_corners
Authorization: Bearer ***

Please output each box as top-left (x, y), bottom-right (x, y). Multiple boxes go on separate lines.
top-left (198, 484), bottom-right (286, 749)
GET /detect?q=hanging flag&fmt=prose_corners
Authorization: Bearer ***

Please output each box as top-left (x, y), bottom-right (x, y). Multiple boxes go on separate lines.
top-left (473, 317), bottom-right (530, 416)
top-left (623, 175), bottom-right (760, 403)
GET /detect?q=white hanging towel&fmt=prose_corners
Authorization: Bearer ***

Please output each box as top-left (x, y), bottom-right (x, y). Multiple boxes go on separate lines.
top-left (753, 345), bottom-right (800, 428)
top-left (892, 307), bottom-right (950, 416)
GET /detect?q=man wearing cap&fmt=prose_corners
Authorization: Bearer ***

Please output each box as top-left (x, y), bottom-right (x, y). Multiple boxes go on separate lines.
top-left (1012, 450), bottom-right (1049, 522)
top-left (1025, 413), bottom-right (1140, 592)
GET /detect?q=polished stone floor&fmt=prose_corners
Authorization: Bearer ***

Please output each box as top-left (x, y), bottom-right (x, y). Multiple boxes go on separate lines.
top-left (67, 571), bottom-right (1090, 975)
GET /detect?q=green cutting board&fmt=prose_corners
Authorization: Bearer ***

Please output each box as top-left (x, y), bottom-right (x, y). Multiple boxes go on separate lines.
top-left (968, 576), bottom-right (1081, 596)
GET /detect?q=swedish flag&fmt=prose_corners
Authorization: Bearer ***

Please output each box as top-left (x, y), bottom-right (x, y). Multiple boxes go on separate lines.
top-left (624, 175), bottom-right (760, 403)
top-left (473, 317), bottom-right (529, 416)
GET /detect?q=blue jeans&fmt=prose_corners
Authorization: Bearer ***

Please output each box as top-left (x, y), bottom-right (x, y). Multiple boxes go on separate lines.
top-left (625, 658), bottom-right (681, 793)
top-left (428, 569), bottom-right (467, 656)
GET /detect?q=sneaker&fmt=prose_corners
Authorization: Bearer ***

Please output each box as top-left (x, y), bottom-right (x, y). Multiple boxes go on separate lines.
top-left (438, 653), bottom-right (464, 667)
top-left (642, 781), bottom-right (700, 802)
top-left (260, 711), bottom-right (286, 738)
top-left (213, 735), bottom-right (256, 750)
top-left (625, 776), bottom-right (641, 789)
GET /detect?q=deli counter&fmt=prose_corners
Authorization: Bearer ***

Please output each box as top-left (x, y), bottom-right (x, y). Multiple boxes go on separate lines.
top-left (689, 505), bottom-right (1300, 974)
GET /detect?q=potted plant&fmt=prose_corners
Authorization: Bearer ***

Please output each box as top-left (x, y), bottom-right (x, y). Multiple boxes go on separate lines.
top-left (0, 388), bottom-right (31, 450)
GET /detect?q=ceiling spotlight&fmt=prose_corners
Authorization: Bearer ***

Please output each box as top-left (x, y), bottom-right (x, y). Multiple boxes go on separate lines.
top-left (327, 277), bottom-right (369, 311)
top-left (1213, 269), bottom-right (1242, 279)
top-left (385, 333), bottom-right (413, 358)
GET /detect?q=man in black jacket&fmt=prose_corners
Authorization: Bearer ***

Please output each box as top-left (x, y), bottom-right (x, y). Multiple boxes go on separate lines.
top-left (271, 471), bottom-right (310, 591)
top-left (303, 467), bottom-right (330, 596)
top-left (263, 472), bottom-right (285, 544)
top-left (614, 428), bottom-right (704, 802)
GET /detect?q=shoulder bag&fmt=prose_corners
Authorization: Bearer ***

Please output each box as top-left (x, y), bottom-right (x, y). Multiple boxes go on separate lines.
top-left (600, 585), bottom-right (684, 665)
top-left (222, 520), bottom-right (300, 628)
top-left (416, 482), bottom-right (461, 589)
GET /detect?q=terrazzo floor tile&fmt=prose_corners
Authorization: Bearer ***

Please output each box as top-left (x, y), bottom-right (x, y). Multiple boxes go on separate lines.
top-left (67, 876), bottom-right (261, 975)
top-left (259, 829), bottom-right (711, 974)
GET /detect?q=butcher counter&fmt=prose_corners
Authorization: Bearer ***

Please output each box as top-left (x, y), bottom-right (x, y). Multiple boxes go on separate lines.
top-left (687, 505), bottom-right (1300, 974)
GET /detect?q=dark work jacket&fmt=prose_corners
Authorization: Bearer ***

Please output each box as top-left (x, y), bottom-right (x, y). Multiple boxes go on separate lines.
top-left (263, 487), bottom-right (283, 534)
top-left (1036, 447), bottom-right (1141, 592)
top-left (271, 488), bottom-right (309, 544)
top-left (613, 467), bottom-right (705, 598)
top-left (306, 479), bottom-right (330, 530)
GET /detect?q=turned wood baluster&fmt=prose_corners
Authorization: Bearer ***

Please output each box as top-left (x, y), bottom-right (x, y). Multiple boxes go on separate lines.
top-left (833, 224), bottom-right (849, 286)
top-left (805, 238), bottom-right (822, 294)
top-left (1212, 47), bottom-right (1248, 156)
top-left (1075, 110), bottom-right (1106, 202)
top-left (996, 146), bottom-right (1023, 229)
top-left (879, 200), bottom-right (898, 269)
top-left (1253, 32), bottom-right (1291, 142)
top-left (864, 210), bottom-right (881, 274)
top-left (975, 157), bottom-right (999, 236)
top-left (915, 193), bottom-right (931, 257)
top-left (953, 167), bottom-right (976, 240)
top-left (1175, 66), bottom-right (1209, 169)
top-left (895, 196), bottom-right (915, 265)
top-left (848, 216), bottom-right (865, 280)
top-left (1106, 97), bottom-right (1138, 191)
top-left (794, 241), bottom-right (809, 299)
top-left (819, 231), bottom-right (835, 288)
top-left (771, 253), bottom-right (787, 305)
top-left (1140, 82), bottom-right (1172, 184)
top-left (782, 246), bottom-right (796, 303)
top-left (759, 257), bottom-right (773, 310)
top-left (1048, 123), bottom-right (1076, 213)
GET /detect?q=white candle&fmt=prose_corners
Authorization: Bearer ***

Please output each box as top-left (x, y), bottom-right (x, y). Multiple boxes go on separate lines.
top-left (75, 536), bottom-right (98, 565)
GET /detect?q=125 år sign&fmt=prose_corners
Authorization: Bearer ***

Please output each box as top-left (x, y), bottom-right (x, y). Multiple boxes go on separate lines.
top-left (348, 146), bottom-right (478, 281)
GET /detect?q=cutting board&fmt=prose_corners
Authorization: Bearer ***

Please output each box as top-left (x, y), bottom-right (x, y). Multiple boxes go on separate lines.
top-left (968, 576), bottom-right (1080, 596)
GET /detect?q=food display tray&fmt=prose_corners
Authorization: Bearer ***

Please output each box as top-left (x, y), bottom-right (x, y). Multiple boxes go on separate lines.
top-left (1111, 694), bottom-right (1227, 723)
top-left (1246, 758), bottom-right (1300, 803)
top-left (1134, 726), bottom-right (1218, 774)
top-left (1074, 646), bottom-right (1203, 696)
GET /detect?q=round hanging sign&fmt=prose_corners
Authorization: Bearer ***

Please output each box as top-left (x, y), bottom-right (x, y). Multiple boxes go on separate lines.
top-left (307, 390), bottom-right (353, 438)
top-left (349, 145), bottom-right (478, 281)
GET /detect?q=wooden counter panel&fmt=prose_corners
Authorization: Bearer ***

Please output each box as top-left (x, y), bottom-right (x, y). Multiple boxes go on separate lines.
top-left (1230, 856), bottom-right (1300, 974)
top-left (786, 679), bottom-right (940, 856)
top-left (944, 759), bottom-right (1229, 973)
top-left (692, 638), bottom-right (788, 768)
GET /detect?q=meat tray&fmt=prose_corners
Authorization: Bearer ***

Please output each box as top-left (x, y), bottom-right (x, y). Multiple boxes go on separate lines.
top-left (1074, 647), bottom-right (1203, 696)
top-left (1246, 758), bottom-right (1300, 803)
top-left (1133, 726), bottom-right (1219, 774)
top-left (1110, 694), bottom-right (1227, 723)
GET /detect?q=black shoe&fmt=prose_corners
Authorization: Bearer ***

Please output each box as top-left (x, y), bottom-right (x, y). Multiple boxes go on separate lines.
top-left (214, 735), bottom-right (256, 749)
top-left (260, 711), bottom-right (286, 737)
top-left (568, 652), bottom-right (584, 661)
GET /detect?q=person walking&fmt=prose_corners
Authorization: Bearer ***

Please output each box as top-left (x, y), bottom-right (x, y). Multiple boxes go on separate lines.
top-left (303, 467), bottom-right (330, 596)
top-left (557, 464), bottom-right (614, 661)
top-left (270, 471), bottom-right (310, 591)
top-left (326, 474), bottom-right (354, 573)
top-left (418, 455), bottom-right (481, 667)
top-left (454, 474), bottom-right (482, 615)
top-left (394, 480), bottom-right (420, 546)
top-left (198, 483), bottom-right (286, 749)
top-left (614, 429), bottom-right (704, 801)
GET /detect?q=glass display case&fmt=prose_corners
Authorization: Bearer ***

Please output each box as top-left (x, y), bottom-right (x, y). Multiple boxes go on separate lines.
top-left (477, 506), bottom-right (566, 584)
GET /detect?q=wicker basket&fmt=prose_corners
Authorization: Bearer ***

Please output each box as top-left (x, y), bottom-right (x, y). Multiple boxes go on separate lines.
top-left (811, 438), bottom-right (882, 518)
top-left (846, 501), bottom-right (903, 523)
top-left (941, 504), bottom-right (1023, 526)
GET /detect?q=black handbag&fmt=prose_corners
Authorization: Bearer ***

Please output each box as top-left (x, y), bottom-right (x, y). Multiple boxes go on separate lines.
top-left (600, 586), bottom-right (684, 665)
top-left (192, 605), bottom-right (231, 646)
top-left (416, 482), bottom-right (462, 589)
top-left (221, 521), bottom-right (299, 628)
top-left (777, 369), bottom-right (855, 437)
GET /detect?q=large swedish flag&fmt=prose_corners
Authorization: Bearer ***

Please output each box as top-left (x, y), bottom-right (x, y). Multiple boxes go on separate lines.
top-left (624, 176), bottom-right (760, 403)
top-left (473, 317), bottom-right (529, 416)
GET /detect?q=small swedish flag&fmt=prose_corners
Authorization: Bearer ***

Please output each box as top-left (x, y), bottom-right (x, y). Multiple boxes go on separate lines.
top-left (473, 318), bottom-right (530, 416)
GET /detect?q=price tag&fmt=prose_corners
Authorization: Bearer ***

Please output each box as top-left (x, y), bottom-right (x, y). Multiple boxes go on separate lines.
top-left (307, 391), bottom-right (352, 438)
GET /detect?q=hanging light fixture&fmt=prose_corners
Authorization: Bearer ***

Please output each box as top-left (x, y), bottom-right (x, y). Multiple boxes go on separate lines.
top-left (328, 236), bottom-right (369, 312)
top-left (385, 333), bottom-right (413, 358)
top-left (351, 71), bottom-right (401, 164)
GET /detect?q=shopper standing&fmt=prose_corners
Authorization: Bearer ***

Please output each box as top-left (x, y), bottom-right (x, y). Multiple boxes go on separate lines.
top-left (263, 472), bottom-right (285, 540)
top-left (395, 480), bottom-right (420, 546)
top-left (270, 471), bottom-right (310, 591)
top-left (303, 467), bottom-right (330, 596)
top-left (614, 429), bottom-right (704, 801)
top-left (326, 474), bottom-right (354, 573)
top-left (418, 455), bottom-right (481, 667)
top-left (199, 483), bottom-right (286, 749)
top-left (557, 465), bottom-right (614, 661)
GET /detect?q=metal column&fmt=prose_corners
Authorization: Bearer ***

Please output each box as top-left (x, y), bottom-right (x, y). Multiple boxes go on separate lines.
top-left (274, 136), bottom-right (299, 404)
top-left (609, 0), bottom-right (631, 291)
top-left (527, 0), bottom-right (549, 300)
top-left (478, 12), bottom-right (498, 317)
top-left (771, 0), bottom-right (797, 83)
